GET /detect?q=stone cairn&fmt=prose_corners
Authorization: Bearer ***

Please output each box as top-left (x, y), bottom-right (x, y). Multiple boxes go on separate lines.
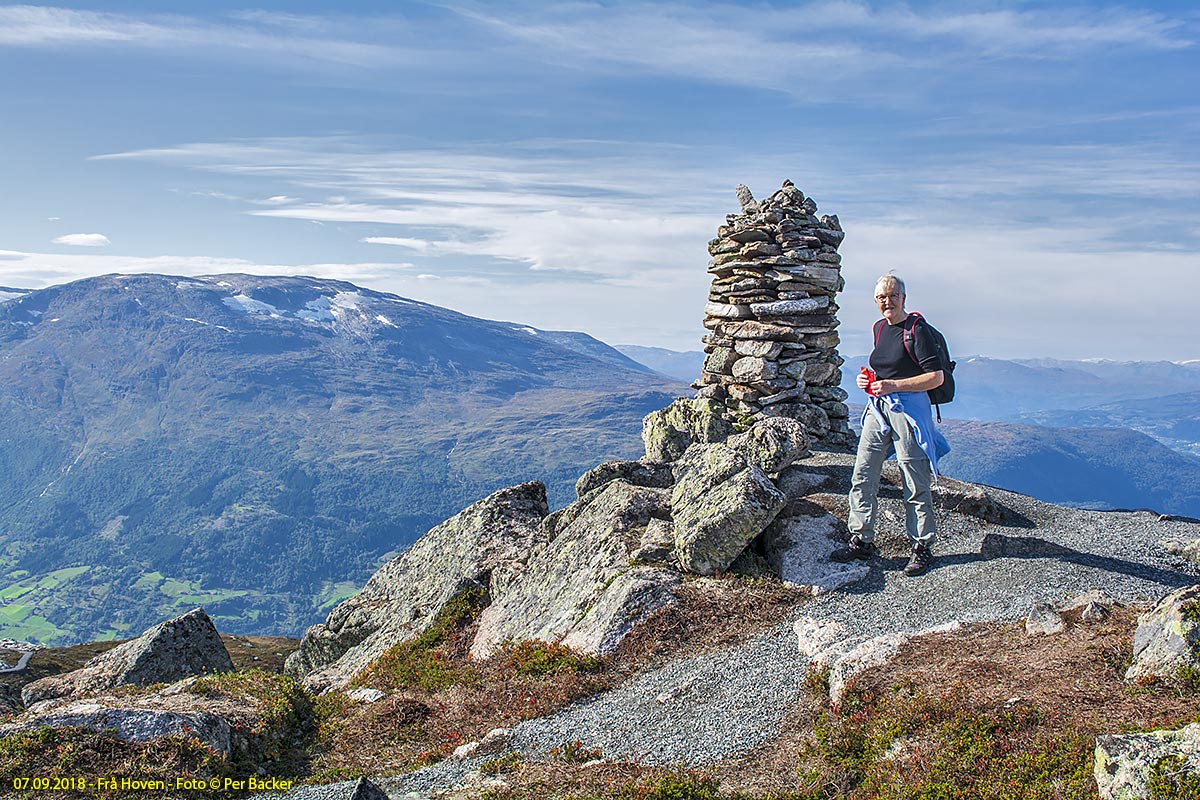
top-left (695, 180), bottom-right (852, 446)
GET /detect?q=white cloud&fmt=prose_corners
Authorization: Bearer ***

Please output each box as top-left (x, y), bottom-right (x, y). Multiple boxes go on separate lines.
top-left (262, 195), bottom-right (299, 205)
top-left (0, 249), bottom-right (409, 291)
top-left (414, 273), bottom-right (491, 285)
top-left (362, 236), bottom-right (433, 250)
top-left (838, 220), bottom-right (1198, 360)
top-left (78, 135), bottom-right (1200, 359)
top-left (53, 233), bottom-right (110, 247)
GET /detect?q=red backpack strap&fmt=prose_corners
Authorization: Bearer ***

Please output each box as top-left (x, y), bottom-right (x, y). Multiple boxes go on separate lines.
top-left (902, 312), bottom-right (922, 366)
top-left (873, 318), bottom-right (886, 346)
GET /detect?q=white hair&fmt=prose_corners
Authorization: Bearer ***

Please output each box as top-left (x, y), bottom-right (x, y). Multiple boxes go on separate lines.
top-left (875, 274), bottom-right (906, 295)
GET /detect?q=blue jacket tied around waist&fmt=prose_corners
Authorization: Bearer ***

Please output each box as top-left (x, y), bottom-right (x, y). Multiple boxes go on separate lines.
top-left (861, 391), bottom-right (951, 478)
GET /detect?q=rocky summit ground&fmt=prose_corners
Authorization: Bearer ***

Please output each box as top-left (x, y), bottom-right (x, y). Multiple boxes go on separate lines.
top-left (252, 449), bottom-right (1200, 800)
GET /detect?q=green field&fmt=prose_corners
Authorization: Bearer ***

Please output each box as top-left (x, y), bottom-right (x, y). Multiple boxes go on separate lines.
top-left (0, 566), bottom-right (281, 645)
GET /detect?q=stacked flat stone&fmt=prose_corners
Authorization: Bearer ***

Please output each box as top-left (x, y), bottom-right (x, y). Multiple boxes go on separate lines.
top-left (695, 180), bottom-right (852, 446)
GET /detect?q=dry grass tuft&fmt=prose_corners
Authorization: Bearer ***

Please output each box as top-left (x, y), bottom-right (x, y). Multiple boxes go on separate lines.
top-left (614, 576), bottom-right (808, 670)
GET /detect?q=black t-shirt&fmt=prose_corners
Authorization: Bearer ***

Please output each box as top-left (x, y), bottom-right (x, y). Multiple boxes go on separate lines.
top-left (869, 315), bottom-right (942, 380)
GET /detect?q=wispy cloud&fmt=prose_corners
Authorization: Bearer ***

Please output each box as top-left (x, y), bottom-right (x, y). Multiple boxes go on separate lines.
top-left (0, 249), bottom-right (406, 290)
top-left (450, 1), bottom-right (1193, 96)
top-left (0, 5), bottom-right (410, 67)
top-left (3, 3), bottom-right (1188, 99)
top-left (97, 138), bottom-right (723, 277)
top-left (52, 233), bottom-right (110, 247)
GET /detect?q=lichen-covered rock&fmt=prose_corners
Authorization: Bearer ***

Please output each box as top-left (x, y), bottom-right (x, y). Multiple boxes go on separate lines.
top-left (575, 459), bottom-right (674, 498)
top-left (641, 398), bottom-right (735, 462)
top-left (1125, 584), bottom-right (1200, 685)
top-left (0, 701), bottom-right (234, 756)
top-left (287, 481), bottom-right (548, 691)
top-left (727, 416), bottom-right (810, 474)
top-left (470, 480), bottom-right (676, 659)
top-left (2, 672), bottom-right (304, 760)
top-left (1094, 722), bottom-right (1200, 799)
top-left (670, 442), bottom-right (785, 575)
top-left (561, 567), bottom-right (681, 655)
top-left (21, 608), bottom-right (232, 706)
top-left (764, 402), bottom-right (831, 439)
top-left (775, 466), bottom-right (837, 499)
top-left (631, 518), bottom-right (678, 565)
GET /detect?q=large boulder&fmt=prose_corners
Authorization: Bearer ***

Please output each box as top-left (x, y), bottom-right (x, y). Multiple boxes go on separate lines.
top-left (470, 480), bottom-right (680, 659)
top-left (726, 416), bottom-right (810, 475)
top-left (1, 699), bottom-right (234, 757)
top-left (642, 398), bottom-right (735, 462)
top-left (287, 481), bottom-right (548, 691)
top-left (575, 459), bottom-right (674, 498)
top-left (21, 608), bottom-right (232, 706)
top-left (5, 672), bottom-right (307, 764)
top-left (1125, 584), bottom-right (1200, 685)
top-left (1095, 722), bottom-right (1200, 799)
top-left (670, 442), bottom-right (786, 575)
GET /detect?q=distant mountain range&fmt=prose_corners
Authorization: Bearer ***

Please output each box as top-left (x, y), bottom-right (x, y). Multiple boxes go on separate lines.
top-left (613, 345), bottom-right (705, 383)
top-left (0, 274), bottom-right (685, 644)
top-left (935, 419), bottom-right (1200, 517)
top-left (1015, 392), bottom-right (1200, 459)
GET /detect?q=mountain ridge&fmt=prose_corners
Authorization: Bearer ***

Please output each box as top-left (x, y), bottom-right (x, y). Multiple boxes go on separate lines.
top-left (0, 273), bottom-right (687, 644)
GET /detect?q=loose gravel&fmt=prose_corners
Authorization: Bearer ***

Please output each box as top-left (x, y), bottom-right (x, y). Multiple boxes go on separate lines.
top-left (261, 453), bottom-right (1200, 799)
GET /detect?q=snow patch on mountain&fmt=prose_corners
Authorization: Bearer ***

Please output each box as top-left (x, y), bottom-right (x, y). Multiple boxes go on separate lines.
top-left (223, 295), bottom-right (283, 317)
top-left (184, 317), bottom-right (233, 333)
top-left (295, 297), bottom-right (335, 323)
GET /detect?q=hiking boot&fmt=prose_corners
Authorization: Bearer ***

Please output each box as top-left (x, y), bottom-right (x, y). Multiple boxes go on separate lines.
top-left (831, 535), bottom-right (877, 563)
top-left (903, 545), bottom-right (934, 576)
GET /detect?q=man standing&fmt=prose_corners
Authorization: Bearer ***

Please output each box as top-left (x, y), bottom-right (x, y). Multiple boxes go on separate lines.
top-left (832, 274), bottom-right (949, 576)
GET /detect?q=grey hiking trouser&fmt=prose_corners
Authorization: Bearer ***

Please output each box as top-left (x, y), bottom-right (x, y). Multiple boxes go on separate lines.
top-left (848, 400), bottom-right (937, 547)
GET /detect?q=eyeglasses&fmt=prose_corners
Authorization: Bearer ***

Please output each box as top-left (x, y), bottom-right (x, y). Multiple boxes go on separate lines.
top-left (875, 293), bottom-right (902, 303)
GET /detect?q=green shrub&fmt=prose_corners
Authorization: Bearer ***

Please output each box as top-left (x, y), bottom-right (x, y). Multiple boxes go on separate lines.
top-left (503, 640), bottom-right (605, 677)
top-left (193, 668), bottom-right (310, 734)
top-left (1149, 755), bottom-right (1200, 800)
top-left (480, 751), bottom-right (525, 775)
top-left (550, 739), bottom-right (603, 764)
top-left (353, 586), bottom-right (487, 692)
top-left (600, 771), bottom-right (722, 800)
top-left (803, 685), bottom-right (1097, 800)
top-left (0, 726), bottom-right (233, 799)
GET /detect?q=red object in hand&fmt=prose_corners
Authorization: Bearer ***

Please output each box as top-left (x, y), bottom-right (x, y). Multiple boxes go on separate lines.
top-left (861, 367), bottom-right (878, 396)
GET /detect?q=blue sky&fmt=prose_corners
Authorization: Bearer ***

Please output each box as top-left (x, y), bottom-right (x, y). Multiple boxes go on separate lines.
top-left (0, 1), bottom-right (1196, 359)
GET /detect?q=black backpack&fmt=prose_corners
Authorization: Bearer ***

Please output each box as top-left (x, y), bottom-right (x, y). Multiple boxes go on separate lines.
top-left (873, 312), bottom-right (956, 419)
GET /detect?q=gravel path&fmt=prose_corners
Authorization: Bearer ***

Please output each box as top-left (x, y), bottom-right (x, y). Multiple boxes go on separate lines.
top-left (262, 459), bottom-right (1200, 799)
